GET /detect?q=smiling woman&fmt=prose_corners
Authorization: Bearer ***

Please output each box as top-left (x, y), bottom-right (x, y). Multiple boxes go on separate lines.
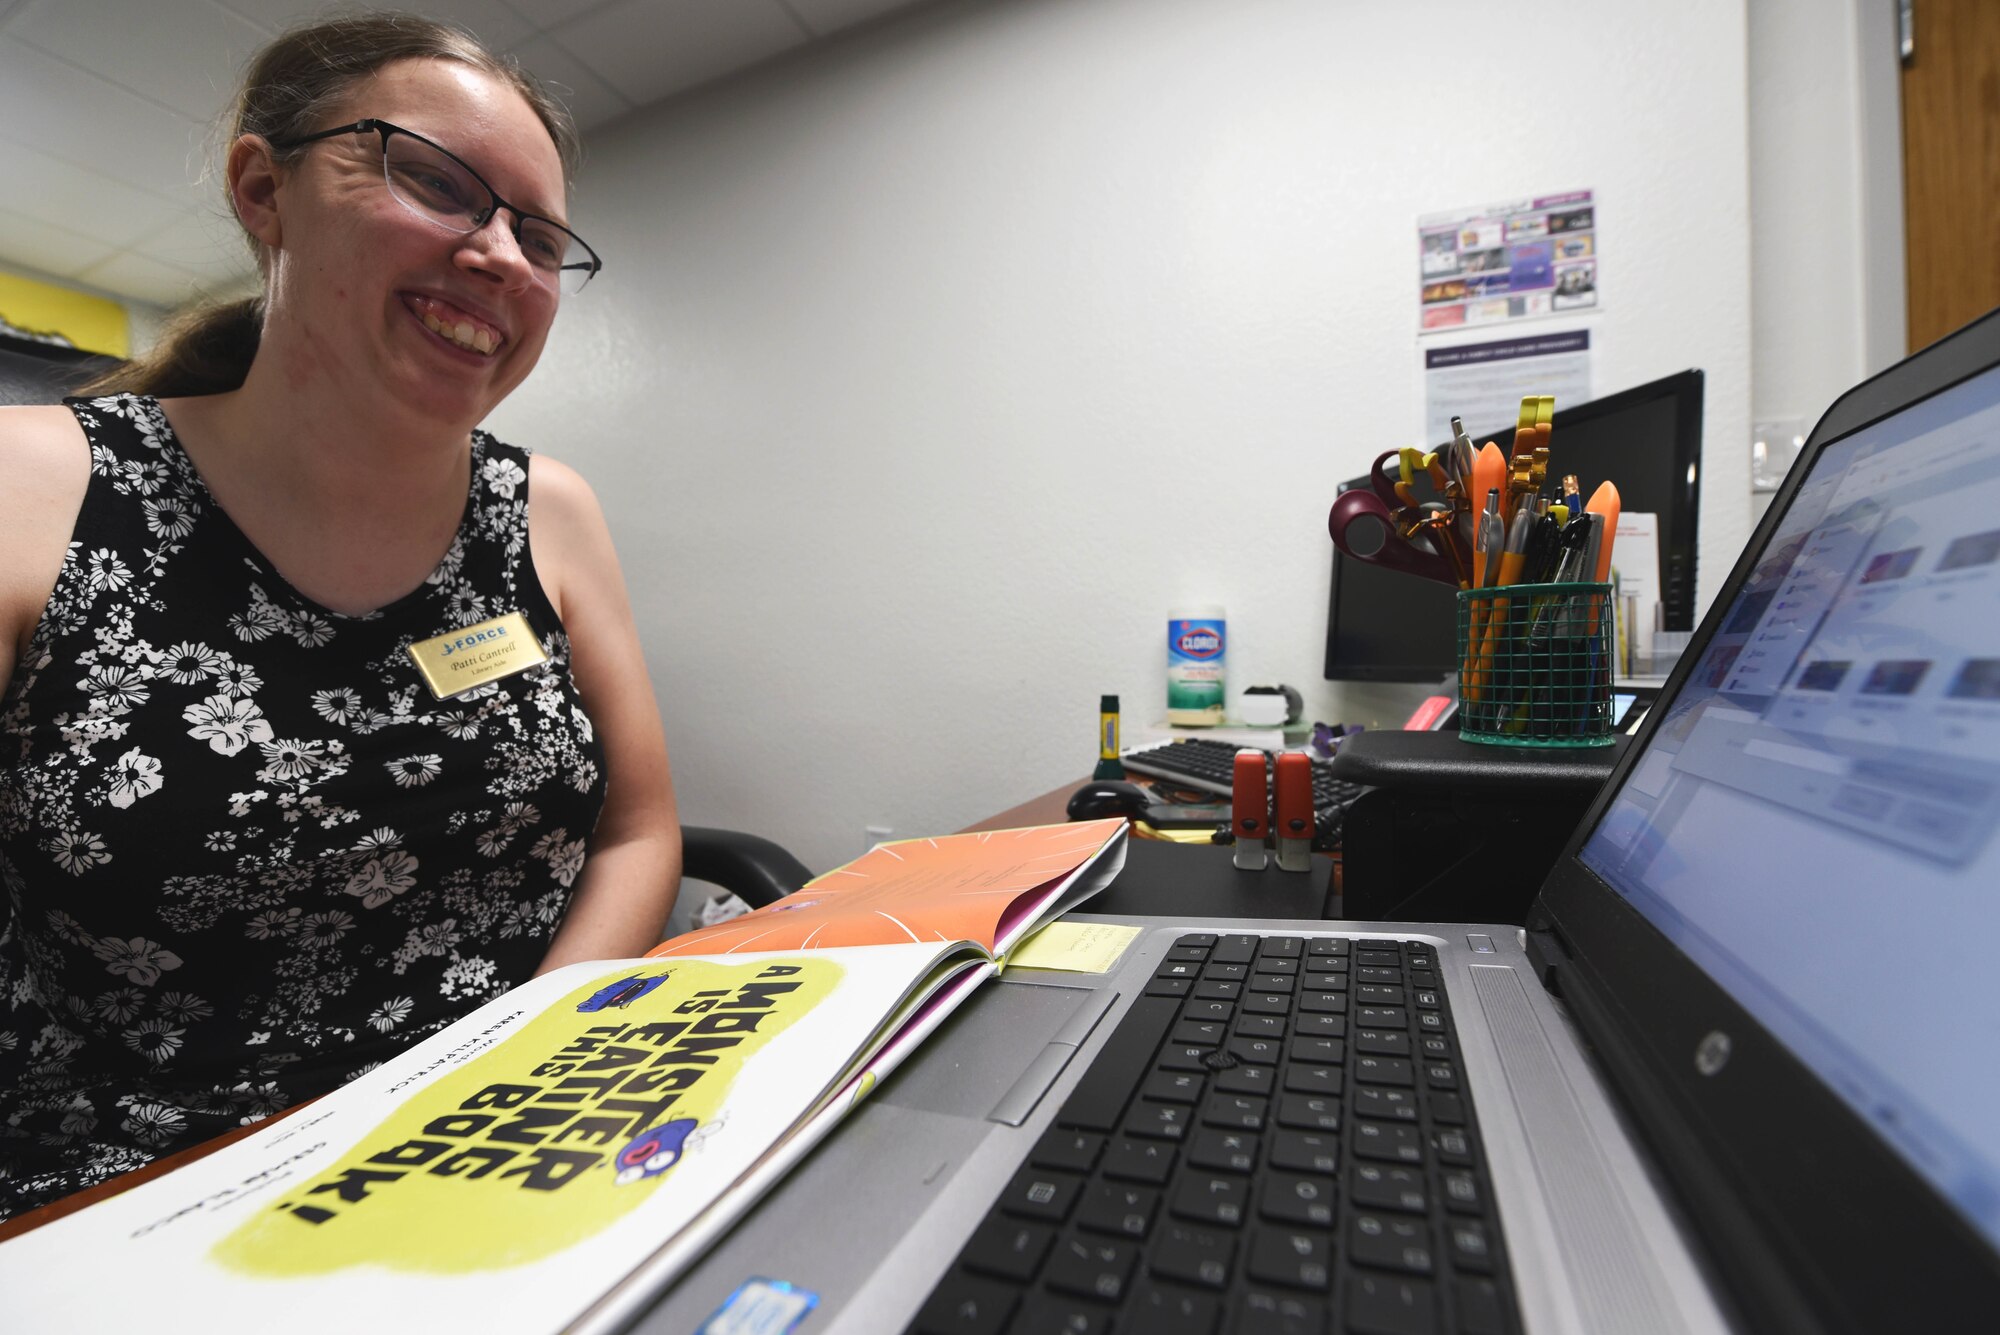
top-left (0, 13), bottom-right (680, 1221)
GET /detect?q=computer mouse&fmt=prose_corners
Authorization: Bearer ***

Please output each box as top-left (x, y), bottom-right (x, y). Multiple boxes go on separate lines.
top-left (1066, 780), bottom-right (1153, 821)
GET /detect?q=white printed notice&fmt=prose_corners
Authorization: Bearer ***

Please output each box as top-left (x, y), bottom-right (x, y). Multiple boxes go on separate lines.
top-left (1422, 330), bottom-right (1592, 448)
top-left (1418, 190), bottom-right (1597, 333)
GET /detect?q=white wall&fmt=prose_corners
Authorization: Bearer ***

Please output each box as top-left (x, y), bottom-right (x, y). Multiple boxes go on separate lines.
top-left (489, 0), bottom-right (1754, 875)
top-left (1745, 0), bottom-right (1905, 520)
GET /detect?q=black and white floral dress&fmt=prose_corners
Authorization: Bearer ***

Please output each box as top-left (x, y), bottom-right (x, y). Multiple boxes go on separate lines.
top-left (0, 395), bottom-right (608, 1219)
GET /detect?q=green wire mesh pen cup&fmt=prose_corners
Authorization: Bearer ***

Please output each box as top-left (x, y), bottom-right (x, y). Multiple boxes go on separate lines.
top-left (1455, 581), bottom-right (1616, 746)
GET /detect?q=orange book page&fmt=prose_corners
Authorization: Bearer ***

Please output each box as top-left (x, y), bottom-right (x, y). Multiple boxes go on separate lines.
top-left (647, 819), bottom-right (1126, 957)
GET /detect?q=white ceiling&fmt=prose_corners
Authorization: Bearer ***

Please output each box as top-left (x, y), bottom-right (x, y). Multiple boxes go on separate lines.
top-left (0, 0), bottom-right (928, 308)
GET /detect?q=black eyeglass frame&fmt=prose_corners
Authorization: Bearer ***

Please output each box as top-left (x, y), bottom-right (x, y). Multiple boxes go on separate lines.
top-left (270, 118), bottom-right (602, 289)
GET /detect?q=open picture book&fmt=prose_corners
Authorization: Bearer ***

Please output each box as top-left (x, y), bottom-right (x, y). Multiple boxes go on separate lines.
top-left (0, 817), bottom-right (1129, 1333)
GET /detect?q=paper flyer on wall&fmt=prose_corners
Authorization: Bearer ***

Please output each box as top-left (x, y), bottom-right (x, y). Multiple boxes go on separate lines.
top-left (0, 944), bottom-right (978, 1332)
top-left (1418, 189), bottom-right (1597, 333)
top-left (1422, 330), bottom-right (1593, 448)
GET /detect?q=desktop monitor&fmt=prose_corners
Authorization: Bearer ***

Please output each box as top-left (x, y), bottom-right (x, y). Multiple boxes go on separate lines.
top-left (1323, 368), bottom-right (1705, 682)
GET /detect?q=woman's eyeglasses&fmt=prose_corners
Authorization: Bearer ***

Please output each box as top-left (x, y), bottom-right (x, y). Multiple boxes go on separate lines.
top-left (273, 119), bottom-right (601, 295)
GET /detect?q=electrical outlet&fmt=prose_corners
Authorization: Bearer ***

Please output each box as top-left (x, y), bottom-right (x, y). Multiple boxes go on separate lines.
top-left (863, 824), bottom-right (892, 855)
top-left (1751, 418), bottom-right (1809, 492)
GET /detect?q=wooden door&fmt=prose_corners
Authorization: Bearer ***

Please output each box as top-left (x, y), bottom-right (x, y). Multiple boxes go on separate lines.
top-left (1900, 0), bottom-right (2000, 351)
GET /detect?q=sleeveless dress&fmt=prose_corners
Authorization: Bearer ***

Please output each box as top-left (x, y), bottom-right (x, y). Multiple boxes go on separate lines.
top-left (0, 394), bottom-right (607, 1219)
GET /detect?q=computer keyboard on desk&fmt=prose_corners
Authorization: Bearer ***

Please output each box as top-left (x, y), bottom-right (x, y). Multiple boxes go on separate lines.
top-left (1123, 739), bottom-right (1367, 848)
top-left (906, 932), bottom-right (1519, 1335)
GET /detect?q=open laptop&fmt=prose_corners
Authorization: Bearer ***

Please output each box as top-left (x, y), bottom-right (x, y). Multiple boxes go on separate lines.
top-left (600, 311), bottom-right (2000, 1335)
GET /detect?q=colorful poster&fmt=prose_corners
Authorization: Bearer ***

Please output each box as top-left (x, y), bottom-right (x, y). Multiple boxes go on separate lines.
top-left (0, 270), bottom-right (129, 356)
top-left (1417, 190), bottom-right (1597, 333)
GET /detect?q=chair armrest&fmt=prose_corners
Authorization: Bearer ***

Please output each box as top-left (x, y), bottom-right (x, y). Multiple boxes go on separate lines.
top-left (680, 826), bottom-right (813, 909)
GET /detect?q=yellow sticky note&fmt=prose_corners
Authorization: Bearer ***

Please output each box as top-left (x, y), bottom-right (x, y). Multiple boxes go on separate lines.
top-left (1006, 922), bottom-right (1142, 974)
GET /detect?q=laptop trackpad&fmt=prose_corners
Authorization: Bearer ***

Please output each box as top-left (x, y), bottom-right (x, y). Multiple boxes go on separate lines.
top-left (625, 978), bottom-right (1102, 1332)
top-left (876, 976), bottom-right (1103, 1118)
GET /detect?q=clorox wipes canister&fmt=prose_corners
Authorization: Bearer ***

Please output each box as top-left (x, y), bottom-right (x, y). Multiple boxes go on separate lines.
top-left (1167, 608), bottom-right (1226, 726)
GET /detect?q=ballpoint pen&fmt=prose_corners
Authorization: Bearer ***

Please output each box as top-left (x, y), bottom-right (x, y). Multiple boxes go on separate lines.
top-left (1467, 488), bottom-right (1505, 700)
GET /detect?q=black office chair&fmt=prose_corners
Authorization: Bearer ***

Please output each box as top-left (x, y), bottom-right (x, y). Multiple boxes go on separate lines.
top-left (0, 335), bottom-right (814, 910)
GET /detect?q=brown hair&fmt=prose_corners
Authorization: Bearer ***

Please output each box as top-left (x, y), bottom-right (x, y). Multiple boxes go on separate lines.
top-left (83, 10), bottom-right (581, 399)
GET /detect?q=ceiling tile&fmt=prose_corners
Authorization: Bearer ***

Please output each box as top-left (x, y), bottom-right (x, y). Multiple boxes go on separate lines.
top-left (0, 37), bottom-right (211, 203)
top-left (213, 0), bottom-right (538, 51)
top-left (0, 136), bottom-right (189, 250)
top-left (74, 248), bottom-right (211, 308)
top-left (0, 206), bottom-right (122, 279)
top-left (550, 0), bottom-right (806, 108)
top-left (10, 0), bottom-right (270, 122)
top-left (507, 33), bottom-right (634, 133)
top-left (782, 0), bottom-right (927, 39)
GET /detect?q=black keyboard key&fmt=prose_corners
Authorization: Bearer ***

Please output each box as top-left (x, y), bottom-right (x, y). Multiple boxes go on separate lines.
top-left (1257, 936), bottom-right (1304, 959)
top-left (1288, 1036), bottom-right (1344, 1065)
top-left (1146, 977), bottom-right (1193, 998)
top-left (1357, 949), bottom-right (1400, 967)
top-left (1357, 966), bottom-right (1404, 984)
top-left (1226, 1035), bottom-right (1282, 1065)
top-left (1429, 1092), bottom-right (1467, 1126)
top-left (1212, 1063), bottom-right (1273, 1097)
top-left (1237, 1290), bottom-right (1324, 1334)
top-left (1247, 972), bottom-right (1295, 992)
top-left (1441, 1169), bottom-right (1483, 1213)
top-left (1240, 991), bottom-right (1291, 1016)
top-left (1350, 1211), bottom-right (1435, 1274)
top-left (1233, 1013), bottom-right (1287, 1040)
top-left (1355, 1029), bottom-right (1412, 1057)
top-left (1346, 1273), bottom-right (1439, 1335)
top-left (1193, 979), bottom-right (1241, 1001)
top-left (914, 1271), bottom-right (1019, 1335)
top-left (1433, 1127), bottom-right (1476, 1165)
top-left (1103, 1136), bottom-right (1175, 1185)
top-left (1351, 1161), bottom-right (1424, 1212)
top-left (1353, 1120), bottom-right (1425, 1164)
top-left (1246, 1225), bottom-right (1333, 1291)
top-left (1056, 996), bottom-right (1177, 1132)
top-left (960, 1215), bottom-right (1054, 1281)
top-left (1156, 959), bottom-right (1203, 980)
top-left (1202, 961), bottom-right (1248, 981)
top-left (1269, 1129), bottom-right (1338, 1174)
top-left (1076, 1182), bottom-right (1159, 1238)
top-left (1356, 1006), bottom-right (1409, 1029)
top-left (1353, 1086), bottom-right (1419, 1122)
top-left (1176, 933), bottom-right (1218, 950)
top-left (1158, 1043), bottom-right (1214, 1073)
top-left (1424, 1062), bottom-right (1459, 1091)
top-left (1292, 1013), bottom-right (1344, 1038)
top-left (1201, 1092), bottom-right (1267, 1131)
top-left (1281, 1062), bottom-right (1340, 1097)
top-left (1182, 999), bottom-right (1235, 1023)
top-left (1149, 1221), bottom-right (1235, 1290)
top-left (1126, 1278), bottom-right (1221, 1335)
top-left (1006, 1295), bottom-right (1106, 1334)
top-left (1143, 1070), bottom-right (1204, 1104)
top-left (1186, 1127), bottom-right (1259, 1174)
top-left (1213, 935), bottom-right (1260, 964)
top-left (1307, 937), bottom-right (1349, 956)
top-left (1448, 1217), bottom-right (1495, 1272)
top-left (1259, 1171), bottom-right (1336, 1226)
top-left (1175, 1019), bottom-right (1227, 1047)
top-left (1355, 984), bottom-right (1407, 1006)
top-left (1030, 1128), bottom-right (1103, 1173)
top-left (1355, 1055), bottom-right (1415, 1086)
top-left (1045, 1234), bottom-right (1138, 1303)
top-left (1297, 990), bottom-right (1347, 1014)
top-left (1274, 1093), bottom-right (1341, 1132)
top-left (1126, 1100), bottom-right (1191, 1141)
top-left (999, 1165), bottom-right (1082, 1221)
top-left (1171, 1171), bottom-right (1250, 1227)
top-left (1455, 1277), bottom-right (1509, 1335)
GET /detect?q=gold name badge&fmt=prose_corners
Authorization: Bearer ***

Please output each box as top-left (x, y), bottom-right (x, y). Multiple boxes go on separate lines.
top-left (406, 611), bottom-right (550, 700)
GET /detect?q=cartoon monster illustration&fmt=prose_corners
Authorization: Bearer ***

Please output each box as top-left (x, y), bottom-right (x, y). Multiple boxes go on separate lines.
top-left (576, 972), bottom-right (671, 1012)
top-left (613, 1118), bottom-right (703, 1186)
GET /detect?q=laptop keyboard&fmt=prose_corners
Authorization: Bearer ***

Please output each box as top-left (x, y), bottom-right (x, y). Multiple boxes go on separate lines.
top-left (906, 934), bottom-right (1519, 1335)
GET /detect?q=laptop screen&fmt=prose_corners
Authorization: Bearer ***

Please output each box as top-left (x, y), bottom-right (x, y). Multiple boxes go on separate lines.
top-left (1579, 360), bottom-right (2000, 1249)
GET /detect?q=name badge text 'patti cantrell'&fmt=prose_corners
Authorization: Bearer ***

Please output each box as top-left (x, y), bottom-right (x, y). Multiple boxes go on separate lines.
top-left (406, 611), bottom-right (551, 700)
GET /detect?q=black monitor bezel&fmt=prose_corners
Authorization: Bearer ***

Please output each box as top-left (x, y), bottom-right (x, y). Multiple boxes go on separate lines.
top-left (1528, 312), bottom-right (2000, 1331)
top-left (1322, 369), bottom-right (1705, 683)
